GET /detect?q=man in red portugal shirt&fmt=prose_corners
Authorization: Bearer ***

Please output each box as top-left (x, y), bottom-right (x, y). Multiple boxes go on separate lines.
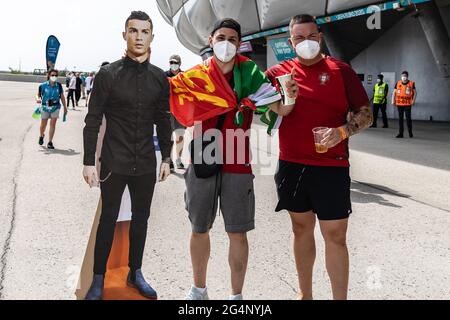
top-left (266, 14), bottom-right (373, 300)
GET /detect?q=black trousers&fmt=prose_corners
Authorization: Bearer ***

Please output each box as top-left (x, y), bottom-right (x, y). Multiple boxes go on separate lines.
top-left (75, 89), bottom-right (81, 104)
top-left (397, 106), bottom-right (413, 135)
top-left (93, 164), bottom-right (156, 275)
top-left (373, 103), bottom-right (388, 127)
top-left (67, 89), bottom-right (76, 108)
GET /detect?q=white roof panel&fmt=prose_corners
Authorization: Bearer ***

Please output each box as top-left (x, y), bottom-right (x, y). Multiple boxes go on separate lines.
top-left (158, 0), bottom-right (387, 54)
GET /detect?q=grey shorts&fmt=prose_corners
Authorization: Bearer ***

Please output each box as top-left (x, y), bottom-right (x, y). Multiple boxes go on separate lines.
top-left (184, 165), bottom-right (255, 233)
top-left (41, 109), bottom-right (60, 120)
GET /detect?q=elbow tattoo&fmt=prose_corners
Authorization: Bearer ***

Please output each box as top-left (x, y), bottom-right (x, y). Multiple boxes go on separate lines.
top-left (345, 106), bottom-right (373, 137)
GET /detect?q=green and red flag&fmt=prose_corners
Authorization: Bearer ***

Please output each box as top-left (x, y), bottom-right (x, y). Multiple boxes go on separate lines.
top-left (170, 55), bottom-right (281, 134)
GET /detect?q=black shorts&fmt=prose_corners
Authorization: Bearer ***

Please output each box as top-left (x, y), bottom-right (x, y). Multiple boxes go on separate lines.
top-left (274, 160), bottom-right (352, 220)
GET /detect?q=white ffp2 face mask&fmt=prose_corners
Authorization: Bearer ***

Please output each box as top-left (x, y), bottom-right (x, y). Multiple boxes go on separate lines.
top-left (170, 64), bottom-right (180, 72)
top-left (213, 40), bottom-right (237, 63)
top-left (295, 40), bottom-right (321, 60)
top-left (50, 76), bottom-right (58, 82)
top-left (402, 76), bottom-right (408, 82)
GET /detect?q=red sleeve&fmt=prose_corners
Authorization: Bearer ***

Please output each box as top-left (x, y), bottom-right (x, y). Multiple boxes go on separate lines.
top-left (339, 62), bottom-right (369, 111)
top-left (265, 66), bottom-right (278, 86)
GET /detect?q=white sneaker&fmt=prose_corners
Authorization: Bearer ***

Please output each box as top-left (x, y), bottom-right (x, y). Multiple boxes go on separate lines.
top-left (186, 286), bottom-right (209, 300)
top-left (229, 293), bottom-right (243, 300)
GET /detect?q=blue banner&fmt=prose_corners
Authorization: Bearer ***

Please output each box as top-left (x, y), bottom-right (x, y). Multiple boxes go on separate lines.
top-left (46, 35), bottom-right (60, 71)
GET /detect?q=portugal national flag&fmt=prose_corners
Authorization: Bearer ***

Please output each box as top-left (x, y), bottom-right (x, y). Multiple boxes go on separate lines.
top-left (169, 55), bottom-right (281, 130)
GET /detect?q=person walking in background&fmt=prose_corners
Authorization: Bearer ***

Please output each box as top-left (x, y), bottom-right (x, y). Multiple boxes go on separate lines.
top-left (67, 72), bottom-right (76, 109)
top-left (65, 71), bottom-right (72, 88)
top-left (75, 72), bottom-right (83, 107)
top-left (85, 72), bottom-right (95, 106)
top-left (165, 54), bottom-right (185, 170)
top-left (392, 71), bottom-right (417, 138)
top-left (36, 69), bottom-right (68, 149)
top-left (81, 73), bottom-right (87, 100)
top-left (370, 74), bottom-right (389, 128)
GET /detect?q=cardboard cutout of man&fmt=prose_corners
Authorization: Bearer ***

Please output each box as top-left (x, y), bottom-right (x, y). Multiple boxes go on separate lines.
top-left (81, 11), bottom-right (172, 300)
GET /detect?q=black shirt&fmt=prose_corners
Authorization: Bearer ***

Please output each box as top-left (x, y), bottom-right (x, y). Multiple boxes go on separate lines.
top-left (83, 56), bottom-right (172, 176)
top-left (165, 69), bottom-right (182, 78)
top-left (76, 77), bottom-right (82, 91)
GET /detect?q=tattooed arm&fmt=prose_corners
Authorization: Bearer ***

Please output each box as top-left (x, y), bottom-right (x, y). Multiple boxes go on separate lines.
top-left (345, 104), bottom-right (373, 137)
top-left (321, 60), bottom-right (373, 148)
top-left (321, 104), bottom-right (373, 149)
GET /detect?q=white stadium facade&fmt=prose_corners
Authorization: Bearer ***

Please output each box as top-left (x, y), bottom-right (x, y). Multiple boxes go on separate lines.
top-left (157, 0), bottom-right (450, 121)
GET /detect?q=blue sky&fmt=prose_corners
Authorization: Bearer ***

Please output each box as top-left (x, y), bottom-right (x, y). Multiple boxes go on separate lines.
top-left (0, 0), bottom-right (201, 72)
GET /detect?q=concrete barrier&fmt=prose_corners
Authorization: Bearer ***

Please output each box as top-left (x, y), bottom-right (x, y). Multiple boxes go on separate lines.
top-left (0, 74), bottom-right (66, 83)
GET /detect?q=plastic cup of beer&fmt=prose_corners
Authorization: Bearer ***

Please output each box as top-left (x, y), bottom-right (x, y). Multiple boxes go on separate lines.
top-left (312, 127), bottom-right (329, 153)
top-left (276, 73), bottom-right (296, 105)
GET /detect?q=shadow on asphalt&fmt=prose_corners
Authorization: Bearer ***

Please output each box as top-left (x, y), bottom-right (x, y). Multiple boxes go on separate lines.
top-left (350, 182), bottom-right (404, 208)
top-left (350, 120), bottom-right (450, 171)
top-left (170, 171), bottom-right (186, 180)
top-left (353, 181), bottom-right (410, 198)
top-left (39, 147), bottom-right (80, 156)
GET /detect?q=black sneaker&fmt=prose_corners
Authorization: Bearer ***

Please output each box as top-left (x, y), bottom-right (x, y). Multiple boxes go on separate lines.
top-left (409, 132), bottom-right (414, 138)
top-left (396, 134), bottom-right (404, 138)
top-left (47, 141), bottom-right (55, 149)
top-left (38, 136), bottom-right (44, 146)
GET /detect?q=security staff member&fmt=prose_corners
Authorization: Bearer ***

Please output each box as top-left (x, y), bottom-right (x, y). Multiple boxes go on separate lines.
top-left (392, 71), bottom-right (417, 138)
top-left (371, 74), bottom-right (389, 128)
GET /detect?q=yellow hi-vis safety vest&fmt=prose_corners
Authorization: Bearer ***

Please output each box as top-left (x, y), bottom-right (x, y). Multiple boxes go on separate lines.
top-left (373, 82), bottom-right (387, 104)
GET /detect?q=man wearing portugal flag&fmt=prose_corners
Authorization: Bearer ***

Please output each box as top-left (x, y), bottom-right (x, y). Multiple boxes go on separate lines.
top-left (170, 18), bottom-right (298, 300)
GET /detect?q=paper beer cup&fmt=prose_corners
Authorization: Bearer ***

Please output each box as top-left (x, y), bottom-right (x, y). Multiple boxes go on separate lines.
top-left (276, 73), bottom-right (296, 106)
